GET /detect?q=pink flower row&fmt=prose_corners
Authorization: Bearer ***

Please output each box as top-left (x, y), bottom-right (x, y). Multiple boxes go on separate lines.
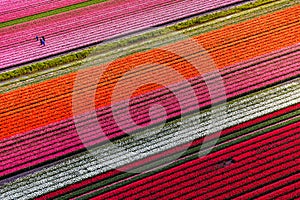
top-left (0, 0), bottom-right (87, 23)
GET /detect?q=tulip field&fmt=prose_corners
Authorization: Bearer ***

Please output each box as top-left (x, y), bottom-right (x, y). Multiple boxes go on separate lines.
top-left (0, 0), bottom-right (299, 199)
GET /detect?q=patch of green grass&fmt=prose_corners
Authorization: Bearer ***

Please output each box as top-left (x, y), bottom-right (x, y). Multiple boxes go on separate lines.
top-left (0, 0), bottom-right (107, 29)
top-left (0, 49), bottom-right (93, 82)
top-left (170, 0), bottom-right (281, 31)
